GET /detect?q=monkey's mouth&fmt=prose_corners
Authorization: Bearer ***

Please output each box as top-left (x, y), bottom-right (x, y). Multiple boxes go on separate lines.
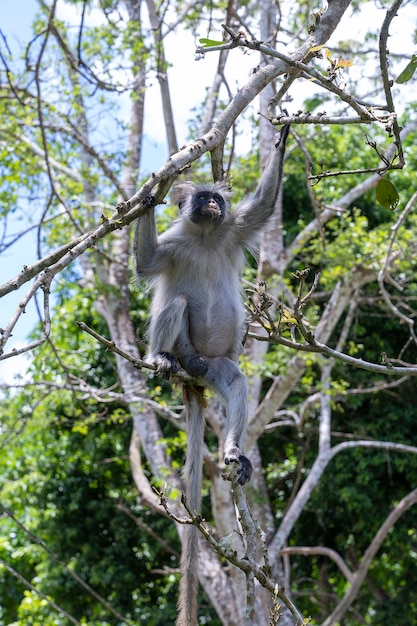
top-left (203, 205), bottom-right (221, 219)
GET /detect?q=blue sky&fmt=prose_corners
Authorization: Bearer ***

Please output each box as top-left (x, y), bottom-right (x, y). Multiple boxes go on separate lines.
top-left (2, 0), bottom-right (37, 56)
top-left (1, 3), bottom-right (38, 383)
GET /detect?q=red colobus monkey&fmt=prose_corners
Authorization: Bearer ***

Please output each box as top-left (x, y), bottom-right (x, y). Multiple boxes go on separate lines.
top-left (135, 125), bottom-right (289, 625)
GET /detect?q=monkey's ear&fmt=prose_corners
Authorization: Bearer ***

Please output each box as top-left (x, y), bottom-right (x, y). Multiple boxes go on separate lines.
top-left (172, 181), bottom-right (196, 210)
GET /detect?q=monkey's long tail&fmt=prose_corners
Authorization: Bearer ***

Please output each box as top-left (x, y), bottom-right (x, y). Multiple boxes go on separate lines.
top-left (176, 384), bottom-right (205, 626)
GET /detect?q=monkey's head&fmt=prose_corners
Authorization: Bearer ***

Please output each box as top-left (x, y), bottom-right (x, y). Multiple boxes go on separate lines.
top-left (174, 182), bottom-right (231, 226)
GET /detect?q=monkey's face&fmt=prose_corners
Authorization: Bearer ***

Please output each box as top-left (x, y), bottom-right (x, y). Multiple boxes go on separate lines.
top-left (188, 191), bottom-right (226, 225)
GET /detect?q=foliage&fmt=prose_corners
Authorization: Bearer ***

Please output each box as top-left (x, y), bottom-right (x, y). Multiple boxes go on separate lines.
top-left (0, 301), bottom-right (180, 625)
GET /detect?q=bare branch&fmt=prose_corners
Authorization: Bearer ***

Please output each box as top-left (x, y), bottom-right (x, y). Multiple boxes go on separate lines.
top-left (270, 436), bottom-right (417, 561)
top-left (0, 270), bottom-right (52, 359)
top-left (321, 487), bottom-right (417, 626)
top-left (206, 24), bottom-right (395, 127)
top-left (116, 501), bottom-right (180, 557)
top-left (378, 0), bottom-right (405, 166)
top-left (0, 557), bottom-right (81, 626)
top-left (144, 0), bottom-right (178, 154)
top-left (160, 472), bottom-right (308, 626)
top-left (249, 328), bottom-right (417, 376)
top-left (378, 189), bottom-right (417, 346)
top-left (280, 546), bottom-right (353, 583)
top-left (248, 262), bottom-right (417, 377)
top-left (128, 426), bottom-right (176, 516)
top-left (0, 504), bottom-right (134, 624)
top-left (76, 321), bottom-right (154, 371)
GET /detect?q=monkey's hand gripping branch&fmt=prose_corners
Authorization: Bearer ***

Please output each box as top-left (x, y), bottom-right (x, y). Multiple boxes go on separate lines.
top-left (76, 321), bottom-right (200, 385)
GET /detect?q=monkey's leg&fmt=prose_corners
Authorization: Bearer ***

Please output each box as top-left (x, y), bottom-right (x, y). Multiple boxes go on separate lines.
top-left (175, 319), bottom-right (209, 379)
top-left (150, 295), bottom-right (208, 380)
top-left (204, 358), bottom-right (253, 485)
top-left (148, 295), bottom-right (189, 378)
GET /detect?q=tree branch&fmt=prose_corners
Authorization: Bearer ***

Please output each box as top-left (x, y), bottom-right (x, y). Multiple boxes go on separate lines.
top-left (321, 487), bottom-right (417, 626)
top-left (280, 546), bottom-right (353, 583)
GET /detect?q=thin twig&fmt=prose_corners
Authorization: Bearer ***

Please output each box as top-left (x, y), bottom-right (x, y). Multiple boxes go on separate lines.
top-left (0, 557), bottom-right (81, 625)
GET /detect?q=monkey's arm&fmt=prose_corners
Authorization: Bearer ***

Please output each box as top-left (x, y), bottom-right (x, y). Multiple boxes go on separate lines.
top-left (234, 125), bottom-right (290, 246)
top-left (134, 208), bottom-right (177, 278)
top-left (134, 207), bottom-right (159, 277)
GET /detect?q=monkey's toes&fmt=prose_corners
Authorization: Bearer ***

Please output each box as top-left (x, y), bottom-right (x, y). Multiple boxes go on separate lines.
top-left (224, 449), bottom-right (253, 485)
top-left (185, 355), bottom-right (209, 378)
top-left (154, 351), bottom-right (180, 379)
top-left (236, 455), bottom-right (253, 485)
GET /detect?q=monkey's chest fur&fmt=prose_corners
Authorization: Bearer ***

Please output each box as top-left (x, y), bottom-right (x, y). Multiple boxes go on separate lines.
top-left (153, 228), bottom-right (246, 360)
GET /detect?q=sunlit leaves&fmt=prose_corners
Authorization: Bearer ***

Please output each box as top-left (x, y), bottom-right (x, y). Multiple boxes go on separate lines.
top-left (309, 46), bottom-right (354, 73)
top-left (309, 43), bottom-right (325, 53)
top-left (306, 208), bottom-right (388, 286)
top-left (395, 54), bottom-right (417, 84)
top-left (198, 38), bottom-right (224, 47)
top-left (376, 178), bottom-right (400, 211)
top-left (324, 46), bottom-right (353, 70)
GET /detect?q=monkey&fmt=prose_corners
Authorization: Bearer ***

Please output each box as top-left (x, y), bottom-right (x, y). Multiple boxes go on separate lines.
top-left (134, 124), bottom-right (289, 626)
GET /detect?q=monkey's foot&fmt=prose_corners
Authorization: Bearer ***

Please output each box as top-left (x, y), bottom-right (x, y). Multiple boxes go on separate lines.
top-left (154, 351), bottom-right (180, 379)
top-left (185, 355), bottom-right (209, 378)
top-left (224, 447), bottom-right (253, 485)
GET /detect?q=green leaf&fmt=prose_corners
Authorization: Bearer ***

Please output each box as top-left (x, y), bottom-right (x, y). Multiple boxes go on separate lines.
top-left (376, 178), bottom-right (399, 210)
top-left (395, 54), bottom-right (417, 84)
top-left (199, 38), bottom-right (224, 47)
